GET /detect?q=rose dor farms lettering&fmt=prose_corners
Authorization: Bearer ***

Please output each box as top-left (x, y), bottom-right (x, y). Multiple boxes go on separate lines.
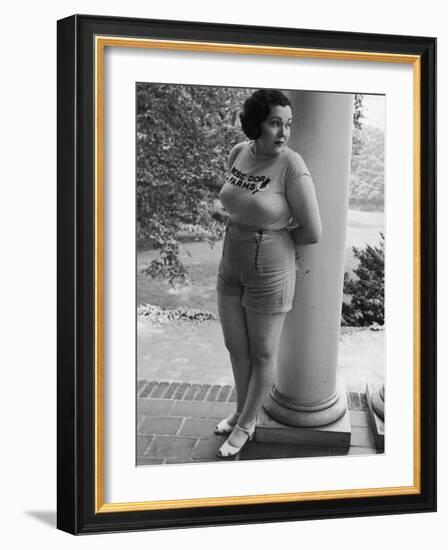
top-left (227, 166), bottom-right (271, 194)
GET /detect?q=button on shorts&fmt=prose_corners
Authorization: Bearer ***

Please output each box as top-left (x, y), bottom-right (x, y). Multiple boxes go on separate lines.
top-left (216, 223), bottom-right (296, 314)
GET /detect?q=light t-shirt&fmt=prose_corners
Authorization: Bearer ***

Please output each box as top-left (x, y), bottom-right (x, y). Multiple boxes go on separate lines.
top-left (219, 141), bottom-right (311, 230)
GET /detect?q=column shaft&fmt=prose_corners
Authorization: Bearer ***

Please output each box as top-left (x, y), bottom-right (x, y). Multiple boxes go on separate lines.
top-left (265, 91), bottom-right (354, 427)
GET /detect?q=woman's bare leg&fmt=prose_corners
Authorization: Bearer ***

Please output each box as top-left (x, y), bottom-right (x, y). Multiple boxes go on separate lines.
top-left (217, 293), bottom-right (251, 423)
top-left (224, 309), bottom-right (286, 447)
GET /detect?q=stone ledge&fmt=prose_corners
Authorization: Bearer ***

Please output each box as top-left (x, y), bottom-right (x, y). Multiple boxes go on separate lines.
top-left (366, 383), bottom-right (385, 451)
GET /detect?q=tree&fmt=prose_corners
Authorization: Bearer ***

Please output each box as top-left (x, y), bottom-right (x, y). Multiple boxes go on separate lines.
top-left (342, 233), bottom-right (384, 326)
top-left (349, 125), bottom-right (384, 211)
top-left (136, 84), bottom-right (251, 283)
top-left (352, 93), bottom-right (365, 155)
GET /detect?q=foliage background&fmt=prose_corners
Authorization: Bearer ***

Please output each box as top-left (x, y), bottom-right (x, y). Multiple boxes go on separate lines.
top-left (137, 84), bottom-right (252, 282)
top-left (350, 125), bottom-right (384, 211)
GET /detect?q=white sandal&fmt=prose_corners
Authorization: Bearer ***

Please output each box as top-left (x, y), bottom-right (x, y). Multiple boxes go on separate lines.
top-left (217, 423), bottom-right (256, 458)
top-left (215, 413), bottom-right (240, 435)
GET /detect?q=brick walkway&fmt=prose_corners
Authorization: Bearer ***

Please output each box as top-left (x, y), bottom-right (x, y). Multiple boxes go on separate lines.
top-left (137, 380), bottom-right (381, 465)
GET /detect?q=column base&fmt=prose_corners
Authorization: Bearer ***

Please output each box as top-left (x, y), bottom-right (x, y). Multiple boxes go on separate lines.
top-left (264, 381), bottom-right (348, 428)
top-left (366, 383), bottom-right (384, 451)
top-left (256, 391), bottom-right (351, 448)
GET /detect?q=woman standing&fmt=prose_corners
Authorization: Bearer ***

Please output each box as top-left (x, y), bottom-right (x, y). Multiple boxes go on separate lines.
top-left (216, 89), bottom-right (322, 458)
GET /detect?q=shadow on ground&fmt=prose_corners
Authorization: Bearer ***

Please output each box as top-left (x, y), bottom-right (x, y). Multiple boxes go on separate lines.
top-left (25, 510), bottom-right (56, 528)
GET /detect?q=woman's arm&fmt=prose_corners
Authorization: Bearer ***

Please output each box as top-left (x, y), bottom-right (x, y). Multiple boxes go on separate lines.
top-left (286, 172), bottom-right (322, 245)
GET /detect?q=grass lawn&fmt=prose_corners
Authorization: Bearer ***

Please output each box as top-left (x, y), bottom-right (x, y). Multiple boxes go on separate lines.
top-left (137, 210), bottom-right (384, 317)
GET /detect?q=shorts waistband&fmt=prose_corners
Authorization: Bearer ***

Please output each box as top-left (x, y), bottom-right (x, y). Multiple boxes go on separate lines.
top-left (227, 220), bottom-right (288, 235)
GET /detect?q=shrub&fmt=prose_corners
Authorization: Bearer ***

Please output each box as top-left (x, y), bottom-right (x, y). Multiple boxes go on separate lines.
top-left (342, 233), bottom-right (384, 326)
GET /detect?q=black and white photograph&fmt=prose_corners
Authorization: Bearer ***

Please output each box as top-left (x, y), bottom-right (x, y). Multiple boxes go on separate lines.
top-left (136, 83), bottom-right (386, 465)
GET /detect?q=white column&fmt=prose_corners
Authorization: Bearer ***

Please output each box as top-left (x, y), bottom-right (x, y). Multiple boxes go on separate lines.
top-left (264, 91), bottom-right (354, 428)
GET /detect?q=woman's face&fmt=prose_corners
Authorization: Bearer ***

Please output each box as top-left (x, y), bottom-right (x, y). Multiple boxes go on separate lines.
top-left (255, 104), bottom-right (293, 155)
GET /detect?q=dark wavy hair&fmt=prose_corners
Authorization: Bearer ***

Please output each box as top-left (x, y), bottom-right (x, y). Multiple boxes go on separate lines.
top-left (239, 89), bottom-right (291, 140)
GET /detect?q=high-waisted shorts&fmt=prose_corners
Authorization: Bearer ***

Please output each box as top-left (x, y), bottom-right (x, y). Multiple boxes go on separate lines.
top-left (216, 222), bottom-right (296, 314)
